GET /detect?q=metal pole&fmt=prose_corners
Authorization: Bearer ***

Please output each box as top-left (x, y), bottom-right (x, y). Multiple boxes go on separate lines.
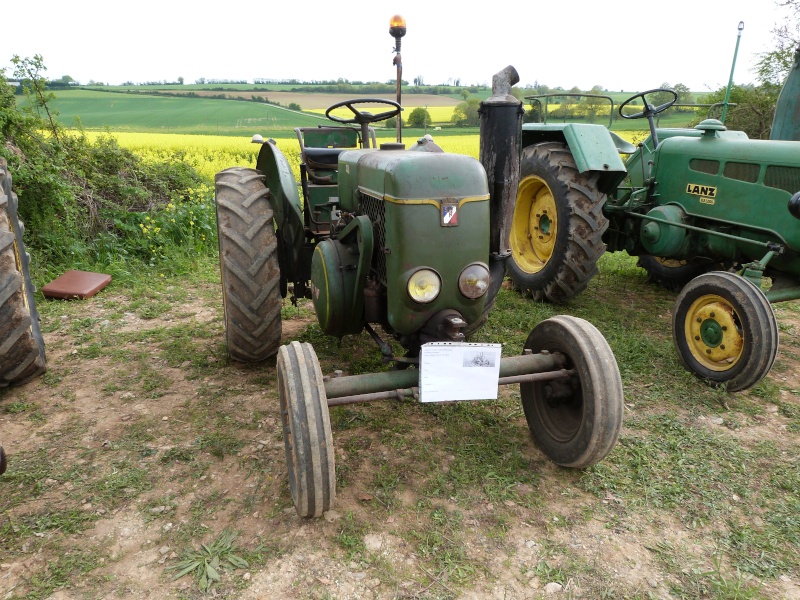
top-left (394, 46), bottom-right (402, 143)
top-left (721, 21), bottom-right (744, 123)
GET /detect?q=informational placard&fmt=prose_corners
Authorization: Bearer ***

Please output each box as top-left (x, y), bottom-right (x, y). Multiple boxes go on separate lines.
top-left (419, 342), bottom-right (502, 403)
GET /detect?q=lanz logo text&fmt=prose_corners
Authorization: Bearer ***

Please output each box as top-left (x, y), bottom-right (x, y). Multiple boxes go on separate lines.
top-left (686, 183), bottom-right (717, 197)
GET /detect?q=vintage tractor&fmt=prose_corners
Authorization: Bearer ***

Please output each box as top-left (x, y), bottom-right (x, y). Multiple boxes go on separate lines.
top-left (509, 63), bottom-right (800, 392)
top-left (215, 66), bottom-right (624, 517)
top-left (0, 157), bottom-right (46, 388)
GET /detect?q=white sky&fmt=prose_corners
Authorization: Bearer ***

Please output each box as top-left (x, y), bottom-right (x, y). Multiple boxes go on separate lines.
top-left (2, 0), bottom-right (792, 92)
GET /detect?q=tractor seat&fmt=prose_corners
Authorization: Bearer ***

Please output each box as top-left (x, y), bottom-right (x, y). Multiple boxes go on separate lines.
top-left (304, 147), bottom-right (347, 171)
top-left (609, 131), bottom-right (637, 154)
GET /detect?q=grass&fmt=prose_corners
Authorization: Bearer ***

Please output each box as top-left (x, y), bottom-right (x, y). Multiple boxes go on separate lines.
top-left (2, 240), bottom-right (800, 597)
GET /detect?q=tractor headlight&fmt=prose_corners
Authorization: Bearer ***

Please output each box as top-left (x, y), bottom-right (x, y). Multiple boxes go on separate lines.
top-left (407, 269), bottom-right (441, 303)
top-left (458, 263), bottom-right (491, 299)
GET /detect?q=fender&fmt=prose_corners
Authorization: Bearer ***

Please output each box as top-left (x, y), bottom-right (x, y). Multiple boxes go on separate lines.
top-left (255, 140), bottom-right (305, 288)
top-left (521, 123), bottom-right (628, 194)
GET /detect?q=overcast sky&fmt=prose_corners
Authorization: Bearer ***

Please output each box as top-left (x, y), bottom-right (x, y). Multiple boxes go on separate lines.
top-left (3, 0), bottom-right (792, 92)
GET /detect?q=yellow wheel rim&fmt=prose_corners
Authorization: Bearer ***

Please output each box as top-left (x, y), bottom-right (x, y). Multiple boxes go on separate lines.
top-left (684, 294), bottom-right (743, 372)
top-left (654, 257), bottom-right (687, 269)
top-left (510, 175), bottom-right (558, 274)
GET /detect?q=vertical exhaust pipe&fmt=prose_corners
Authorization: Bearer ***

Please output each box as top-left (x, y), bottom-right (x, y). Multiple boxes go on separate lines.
top-left (479, 65), bottom-right (523, 303)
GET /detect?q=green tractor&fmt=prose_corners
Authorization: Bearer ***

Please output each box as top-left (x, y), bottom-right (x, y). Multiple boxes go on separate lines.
top-left (509, 61), bottom-right (800, 392)
top-left (215, 66), bottom-right (624, 517)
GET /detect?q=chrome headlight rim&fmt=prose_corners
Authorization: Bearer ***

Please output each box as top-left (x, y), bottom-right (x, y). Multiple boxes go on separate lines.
top-left (458, 262), bottom-right (491, 299)
top-left (407, 268), bottom-right (442, 304)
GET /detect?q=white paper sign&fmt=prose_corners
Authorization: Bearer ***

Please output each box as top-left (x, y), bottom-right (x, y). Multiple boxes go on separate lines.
top-left (419, 342), bottom-right (502, 403)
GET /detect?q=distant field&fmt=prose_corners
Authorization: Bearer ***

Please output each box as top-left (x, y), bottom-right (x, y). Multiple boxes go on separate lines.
top-left (36, 88), bottom-right (697, 137)
top-left (44, 90), bottom-right (328, 136)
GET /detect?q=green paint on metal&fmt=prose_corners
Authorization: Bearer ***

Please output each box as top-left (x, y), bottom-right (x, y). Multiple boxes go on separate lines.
top-left (700, 319), bottom-right (724, 347)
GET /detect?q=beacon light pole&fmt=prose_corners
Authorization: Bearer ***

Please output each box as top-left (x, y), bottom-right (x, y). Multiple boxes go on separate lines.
top-left (390, 14), bottom-right (406, 143)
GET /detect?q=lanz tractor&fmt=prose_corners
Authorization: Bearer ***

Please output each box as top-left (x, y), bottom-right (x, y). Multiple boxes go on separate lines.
top-left (508, 60), bottom-right (800, 392)
top-left (215, 66), bottom-right (624, 517)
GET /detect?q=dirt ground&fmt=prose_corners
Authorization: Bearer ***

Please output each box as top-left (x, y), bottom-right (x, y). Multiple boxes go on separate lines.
top-left (1, 281), bottom-right (799, 600)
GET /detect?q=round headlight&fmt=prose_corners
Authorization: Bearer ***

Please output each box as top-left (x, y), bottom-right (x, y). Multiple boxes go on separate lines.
top-left (407, 269), bottom-right (441, 303)
top-left (458, 263), bottom-right (490, 299)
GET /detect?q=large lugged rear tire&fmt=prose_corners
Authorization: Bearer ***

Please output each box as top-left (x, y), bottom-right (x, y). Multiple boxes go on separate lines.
top-left (0, 158), bottom-right (46, 387)
top-left (215, 168), bottom-right (282, 362)
top-left (672, 271), bottom-right (778, 392)
top-left (507, 142), bottom-right (608, 303)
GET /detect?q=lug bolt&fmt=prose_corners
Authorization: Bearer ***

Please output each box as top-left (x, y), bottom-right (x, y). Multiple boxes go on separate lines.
top-left (722, 326), bottom-right (727, 331)
top-left (710, 312), bottom-right (715, 318)
top-left (697, 317), bottom-right (702, 323)
top-left (695, 336), bottom-right (700, 340)
top-left (706, 349), bottom-right (712, 354)
top-left (720, 344), bottom-right (726, 350)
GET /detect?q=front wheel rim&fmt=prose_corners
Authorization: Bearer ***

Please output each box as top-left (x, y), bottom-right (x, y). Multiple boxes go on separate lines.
top-left (684, 294), bottom-right (743, 371)
top-left (510, 176), bottom-right (558, 274)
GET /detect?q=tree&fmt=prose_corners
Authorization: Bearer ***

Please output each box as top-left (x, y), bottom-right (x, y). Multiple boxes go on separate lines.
top-left (583, 85), bottom-right (608, 123)
top-left (672, 83), bottom-right (694, 112)
top-left (697, 84), bottom-right (779, 139)
top-left (178, 76), bottom-right (184, 85)
top-left (407, 107), bottom-right (431, 128)
top-left (756, 1), bottom-right (800, 84)
top-left (451, 97), bottom-right (481, 127)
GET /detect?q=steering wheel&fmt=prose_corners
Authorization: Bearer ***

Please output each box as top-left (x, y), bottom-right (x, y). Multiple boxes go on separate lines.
top-left (325, 98), bottom-right (402, 125)
top-left (325, 98), bottom-right (401, 149)
top-left (618, 89), bottom-right (678, 120)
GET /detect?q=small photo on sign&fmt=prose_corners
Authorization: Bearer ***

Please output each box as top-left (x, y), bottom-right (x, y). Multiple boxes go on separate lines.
top-left (463, 351), bottom-right (495, 368)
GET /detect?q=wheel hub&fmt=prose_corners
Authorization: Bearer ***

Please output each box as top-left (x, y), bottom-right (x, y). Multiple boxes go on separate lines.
top-left (511, 175), bottom-right (558, 274)
top-left (685, 297), bottom-right (743, 370)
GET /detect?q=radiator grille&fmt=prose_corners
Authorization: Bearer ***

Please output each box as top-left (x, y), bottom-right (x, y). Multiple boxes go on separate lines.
top-left (764, 165), bottom-right (800, 194)
top-left (359, 193), bottom-right (387, 284)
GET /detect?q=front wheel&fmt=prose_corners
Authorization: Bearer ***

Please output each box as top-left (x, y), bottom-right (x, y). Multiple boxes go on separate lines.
top-left (0, 158), bottom-right (46, 387)
top-left (277, 341), bottom-right (336, 517)
top-left (215, 168), bottom-right (282, 362)
top-left (672, 272), bottom-right (778, 392)
top-left (637, 255), bottom-right (717, 292)
top-left (521, 316), bottom-right (623, 467)
top-left (507, 142), bottom-right (607, 303)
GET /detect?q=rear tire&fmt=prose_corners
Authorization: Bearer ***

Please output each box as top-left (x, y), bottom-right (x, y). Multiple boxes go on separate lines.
top-left (277, 341), bottom-right (336, 517)
top-left (215, 168), bottom-right (282, 362)
top-left (521, 316), bottom-right (623, 467)
top-left (507, 142), bottom-right (607, 303)
top-left (0, 158), bottom-right (46, 387)
top-left (637, 255), bottom-right (716, 292)
top-left (672, 272), bottom-right (778, 391)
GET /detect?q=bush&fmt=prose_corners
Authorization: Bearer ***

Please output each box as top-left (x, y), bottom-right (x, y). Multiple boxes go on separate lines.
top-left (0, 56), bottom-right (213, 267)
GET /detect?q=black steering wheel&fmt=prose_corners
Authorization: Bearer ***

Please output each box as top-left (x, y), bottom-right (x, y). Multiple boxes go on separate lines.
top-left (325, 98), bottom-right (401, 150)
top-left (325, 98), bottom-right (402, 125)
top-left (618, 89), bottom-right (678, 120)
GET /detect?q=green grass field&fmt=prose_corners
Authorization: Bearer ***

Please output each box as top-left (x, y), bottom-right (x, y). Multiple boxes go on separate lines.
top-left (38, 88), bottom-right (698, 137)
top-left (45, 90), bottom-right (329, 136)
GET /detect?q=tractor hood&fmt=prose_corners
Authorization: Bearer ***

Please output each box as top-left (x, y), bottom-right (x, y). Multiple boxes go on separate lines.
top-left (337, 150), bottom-right (489, 211)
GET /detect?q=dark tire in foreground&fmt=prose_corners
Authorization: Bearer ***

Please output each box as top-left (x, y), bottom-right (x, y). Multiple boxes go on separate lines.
top-left (637, 255), bottom-right (716, 292)
top-left (672, 271), bottom-right (778, 392)
top-left (521, 315), bottom-right (623, 467)
top-left (0, 158), bottom-right (46, 387)
top-left (277, 341), bottom-right (336, 517)
top-left (215, 167), bottom-right (282, 362)
top-left (507, 142), bottom-right (608, 303)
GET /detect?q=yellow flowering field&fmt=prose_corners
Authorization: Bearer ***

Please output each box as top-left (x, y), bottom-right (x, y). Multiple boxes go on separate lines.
top-left (93, 130), bottom-right (642, 185)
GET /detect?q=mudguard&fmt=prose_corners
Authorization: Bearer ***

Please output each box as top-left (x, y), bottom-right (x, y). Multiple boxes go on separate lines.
top-left (521, 123), bottom-right (628, 194)
top-left (255, 140), bottom-right (305, 286)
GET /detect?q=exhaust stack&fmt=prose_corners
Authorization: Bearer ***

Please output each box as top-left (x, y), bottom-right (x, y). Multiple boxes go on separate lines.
top-left (479, 65), bottom-right (523, 302)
